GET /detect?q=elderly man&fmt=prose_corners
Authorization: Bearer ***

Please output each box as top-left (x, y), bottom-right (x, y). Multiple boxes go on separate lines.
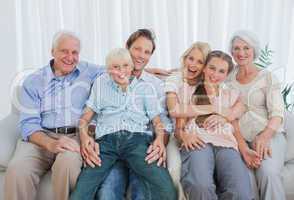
top-left (4, 31), bottom-right (105, 200)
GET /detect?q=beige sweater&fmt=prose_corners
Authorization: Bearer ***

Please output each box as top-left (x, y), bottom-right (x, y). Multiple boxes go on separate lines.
top-left (226, 67), bottom-right (284, 142)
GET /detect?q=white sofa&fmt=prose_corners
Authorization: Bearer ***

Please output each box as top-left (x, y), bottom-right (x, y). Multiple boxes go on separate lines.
top-left (1, 86), bottom-right (294, 200)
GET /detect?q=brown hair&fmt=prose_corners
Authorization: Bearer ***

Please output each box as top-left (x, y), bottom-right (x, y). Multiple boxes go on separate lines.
top-left (126, 29), bottom-right (156, 53)
top-left (205, 50), bottom-right (234, 74)
top-left (192, 50), bottom-right (233, 126)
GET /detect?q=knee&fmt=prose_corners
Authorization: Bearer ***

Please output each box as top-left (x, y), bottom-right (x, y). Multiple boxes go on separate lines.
top-left (256, 163), bottom-right (281, 183)
top-left (52, 151), bottom-right (82, 182)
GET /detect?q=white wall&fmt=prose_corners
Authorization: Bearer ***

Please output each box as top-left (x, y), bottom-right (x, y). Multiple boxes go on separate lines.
top-left (0, 0), bottom-right (17, 119)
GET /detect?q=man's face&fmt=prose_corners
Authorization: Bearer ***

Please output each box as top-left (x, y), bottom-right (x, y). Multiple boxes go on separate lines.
top-left (128, 37), bottom-right (153, 72)
top-left (51, 36), bottom-right (80, 76)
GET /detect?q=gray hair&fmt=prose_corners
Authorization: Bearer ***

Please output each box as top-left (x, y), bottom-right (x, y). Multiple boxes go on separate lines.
top-left (229, 30), bottom-right (260, 60)
top-left (105, 48), bottom-right (133, 68)
top-left (51, 30), bottom-right (81, 50)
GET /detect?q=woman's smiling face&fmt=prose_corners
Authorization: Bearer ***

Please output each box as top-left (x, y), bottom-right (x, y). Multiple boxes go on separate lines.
top-left (183, 48), bottom-right (205, 81)
top-left (231, 38), bottom-right (255, 67)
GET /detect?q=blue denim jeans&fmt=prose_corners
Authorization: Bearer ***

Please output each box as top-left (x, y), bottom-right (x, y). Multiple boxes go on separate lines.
top-left (97, 160), bottom-right (145, 200)
top-left (71, 131), bottom-right (176, 200)
top-left (96, 161), bottom-right (128, 200)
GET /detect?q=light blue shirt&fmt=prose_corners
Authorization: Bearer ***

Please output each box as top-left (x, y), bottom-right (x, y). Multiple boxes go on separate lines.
top-left (137, 71), bottom-right (173, 134)
top-left (86, 73), bottom-right (162, 139)
top-left (19, 60), bottom-right (105, 140)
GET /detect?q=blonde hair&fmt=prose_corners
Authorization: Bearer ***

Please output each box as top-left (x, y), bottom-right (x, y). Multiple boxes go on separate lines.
top-left (105, 48), bottom-right (134, 68)
top-left (180, 42), bottom-right (211, 69)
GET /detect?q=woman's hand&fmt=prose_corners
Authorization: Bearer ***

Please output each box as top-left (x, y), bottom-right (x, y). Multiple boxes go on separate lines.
top-left (203, 114), bottom-right (227, 131)
top-left (239, 145), bottom-right (261, 169)
top-left (80, 133), bottom-right (101, 168)
top-left (177, 129), bottom-right (205, 151)
top-left (252, 132), bottom-right (272, 160)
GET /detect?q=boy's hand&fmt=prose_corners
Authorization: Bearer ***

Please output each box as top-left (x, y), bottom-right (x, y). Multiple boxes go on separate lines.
top-left (80, 133), bottom-right (101, 168)
top-left (145, 136), bottom-right (166, 167)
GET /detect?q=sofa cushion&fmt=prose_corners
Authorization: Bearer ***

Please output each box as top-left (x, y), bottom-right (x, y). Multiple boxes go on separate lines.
top-left (284, 111), bottom-right (294, 162)
top-left (0, 113), bottom-right (20, 168)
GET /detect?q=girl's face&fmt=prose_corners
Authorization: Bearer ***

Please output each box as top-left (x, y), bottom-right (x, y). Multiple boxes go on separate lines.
top-left (183, 48), bottom-right (205, 81)
top-left (203, 57), bottom-right (229, 85)
top-left (231, 38), bottom-right (255, 67)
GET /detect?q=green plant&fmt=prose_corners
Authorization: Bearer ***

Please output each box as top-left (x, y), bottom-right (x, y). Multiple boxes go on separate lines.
top-left (254, 44), bottom-right (274, 68)
top-left (282, 84), bottom-right (294, 111)
top-left (255, 45), bottom-right (293, 111)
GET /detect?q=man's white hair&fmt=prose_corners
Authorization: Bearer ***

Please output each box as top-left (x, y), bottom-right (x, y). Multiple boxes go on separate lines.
top-left (51, 30), bottom-right (81, 50)
top-left (229, 30), bottom-right (260, 60)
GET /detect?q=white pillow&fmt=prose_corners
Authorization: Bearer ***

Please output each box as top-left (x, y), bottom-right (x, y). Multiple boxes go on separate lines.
top-left (284, 111), bottom-right (294, 162)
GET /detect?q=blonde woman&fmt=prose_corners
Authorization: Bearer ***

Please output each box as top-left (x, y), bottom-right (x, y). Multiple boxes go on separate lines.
top-left (164, 42), bottom-right (211, 200)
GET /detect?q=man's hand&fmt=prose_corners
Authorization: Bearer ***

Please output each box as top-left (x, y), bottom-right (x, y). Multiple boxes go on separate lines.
top-left (145, 67), bottom-right (177, 76)
top-left (203, 114), bottom-right (227, 131)
top-left (239, 145), bottom-right (261, 169)
top-left (252, 132), bottom-right (272, 160)
top-left (80, 133), bottom-right (101, 168)
top-left (145, 136), bottom-right (166, 167)
top-left (47, 136), bottom-right (80, 154)
top-left (178, 129), bottom-right (205, 151)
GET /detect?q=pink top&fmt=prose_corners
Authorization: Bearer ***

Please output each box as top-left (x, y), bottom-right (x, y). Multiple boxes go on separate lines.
top-left (165, 71), bottom-right (240, 151)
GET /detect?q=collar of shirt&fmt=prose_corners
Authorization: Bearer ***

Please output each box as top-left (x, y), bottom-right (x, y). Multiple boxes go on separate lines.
top-left (106, 74), bottom-right (138, 93)
top-left (43, 59), bottom-right (83, 85)
top-left (137, 70), bottom-right (153, 82)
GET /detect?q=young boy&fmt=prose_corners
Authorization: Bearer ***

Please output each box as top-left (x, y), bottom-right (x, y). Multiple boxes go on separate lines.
top-left (70, 48), bottom-right (176, 200)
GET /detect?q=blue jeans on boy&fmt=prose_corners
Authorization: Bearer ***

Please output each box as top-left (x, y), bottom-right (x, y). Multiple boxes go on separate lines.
top-left (71, 131), bottom-right (176, 200)
top-left (97, 161), bottom-right (144, 200)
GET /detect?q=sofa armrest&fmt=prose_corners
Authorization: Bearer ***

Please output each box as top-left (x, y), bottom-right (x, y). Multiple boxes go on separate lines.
top-left (284, 111), bottom-right (294, 162)
top-left (0, 113), bottom-right (20, 169)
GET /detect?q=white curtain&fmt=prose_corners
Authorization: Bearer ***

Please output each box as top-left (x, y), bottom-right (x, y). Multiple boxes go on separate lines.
top-left (15, 0), bottom-right (294, 85)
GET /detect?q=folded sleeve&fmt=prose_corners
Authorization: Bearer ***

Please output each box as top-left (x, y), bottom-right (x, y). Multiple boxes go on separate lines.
top-left (86, 78), bottom-right (102, 114)
top-left (19, 79), bottom-right (43, 141)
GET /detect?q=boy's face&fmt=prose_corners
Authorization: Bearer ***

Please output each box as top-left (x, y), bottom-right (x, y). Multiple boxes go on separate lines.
top-left (108, 58), bottom-right (133, 86)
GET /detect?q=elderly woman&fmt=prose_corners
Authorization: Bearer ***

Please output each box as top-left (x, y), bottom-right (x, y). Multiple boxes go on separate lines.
top-left (226, 30), bottom-right (287, 200)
